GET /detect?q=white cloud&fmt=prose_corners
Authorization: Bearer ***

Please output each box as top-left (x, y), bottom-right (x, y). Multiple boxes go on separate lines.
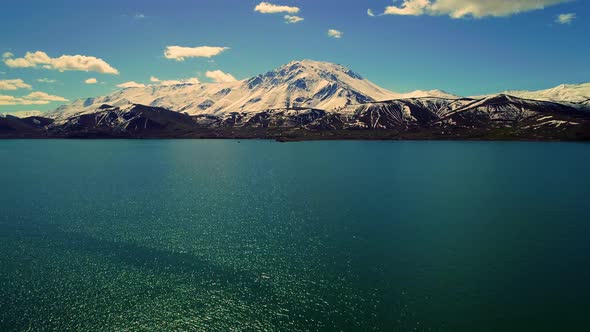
top-left (381, 0), bottom-right (572, 19)
top-left (116, 81), bottom-right (146, 89)
top-left (0, 79), bottom-right (32, 90)
top-left (26, 91), bottom-right (68, 102)
top-left (36, 78), bottom-right (56, 83)
top-left (135, 13), bottom-right (146, 20)
top-left (85, 78), bottom-right (98, 84)
top-left (164, 46), bottom-right (229, 61)
top-left (284, 15), bottom-right (304, 23)
top-left (328, 29), bottom-right (343, 39)
top-left (255, 2), bottom-right (300, 14)
top-left (205, 70), bottom-right (237, 83)
top-left (556, 13), bottom-right (575, 24)
top-left (367, 9), bottom-right (376, 17)
top-left (3, 51), bottom-right (119, 74)
top-left (0, 91), bottom-right (68, 105)
top-left (150, 76), bottom-right (160, 82)
top-left (0, 95), bottom-right (45, 105)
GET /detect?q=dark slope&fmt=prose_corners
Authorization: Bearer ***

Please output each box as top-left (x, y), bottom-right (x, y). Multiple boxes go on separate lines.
top-left (0, 115), bottom-right (54, 138)
top-left (47, 104), bottom-right (199, 138)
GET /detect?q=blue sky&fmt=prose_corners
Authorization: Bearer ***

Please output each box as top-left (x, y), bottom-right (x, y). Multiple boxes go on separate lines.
top-left (0, 0), bottom-right (588, 113)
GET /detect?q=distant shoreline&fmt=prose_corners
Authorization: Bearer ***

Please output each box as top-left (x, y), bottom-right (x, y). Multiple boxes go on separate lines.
top-left (2, 132), bottom-right (589, 142)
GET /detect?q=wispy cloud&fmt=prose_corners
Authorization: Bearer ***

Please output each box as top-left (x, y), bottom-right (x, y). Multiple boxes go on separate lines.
top-left (0, 95), bottom-right (42, 106)
top-left (3, 51), bottom-right (119, 74)
top-left (164, 46), bottom-right (229, 61)
top-left (36, 78), bottom-right (56, 83)
top-left (134, 13), bottom-right (146, 20)
top-left (367, 9), bottom-right (376, 17)
top-left (556, 13), bottom-right (576, 24)
top-left (380, 0), bottom-right (572, 19)
top-left (206, 70), bottom-right (237, 83)
top-left (328, 29), bottom-right (343, 39)
top-left (0, 79), bottom-right (32, 90)
top-left (284, 15), bottom-right (304, 23)
top-left (254, 2), bottom-right (300, 14)
top-left (116, 81), bottom-right (146, 89)
top-left (0, 91), bottom-right (68, 105)
top-left (85, 78), bottom-right (98, 84)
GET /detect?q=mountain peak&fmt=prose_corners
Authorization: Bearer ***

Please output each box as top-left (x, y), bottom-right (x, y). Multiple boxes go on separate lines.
top-left (274, 59), bottom-right (365, 80)
top-left (285, 59), bottom-right (342, 68)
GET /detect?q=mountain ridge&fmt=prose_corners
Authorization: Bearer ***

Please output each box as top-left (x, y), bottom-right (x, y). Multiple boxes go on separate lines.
top-left (472, 83), bottom-right (590, 104)
top-left (3, 93), bottom-right (588, 141)
top-left (46, 60), bottom-right (464, 120)
top-left (2, 60), bottom-right (589, 141)
top-left (40, 60), bottom-right (589, 121)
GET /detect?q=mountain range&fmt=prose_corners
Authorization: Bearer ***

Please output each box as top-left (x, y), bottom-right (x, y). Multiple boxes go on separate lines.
top-left (1, 60), bottom-right (589, 141)
top-left (45, 60), bottom-right (461, 120)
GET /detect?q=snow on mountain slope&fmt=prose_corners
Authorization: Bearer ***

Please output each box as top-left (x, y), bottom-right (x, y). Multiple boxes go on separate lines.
top-left (475, 83), bottom-right (590, 104)
top-left (1, 110), bottom-right (44, 118)
top-left (333, 97), bottom-right (472, 129)
top-left (396, 89), bottom-right (460, 100)
top-left (47, 60), bottom-right (461, 120)
top-left (439, 94), bottom-right (587, 127)
top-left (339, 97), bottom-right (471, 116)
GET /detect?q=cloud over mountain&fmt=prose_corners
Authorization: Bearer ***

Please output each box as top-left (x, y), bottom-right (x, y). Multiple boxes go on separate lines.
top-left (26, 91), bottom-right (68, 102)
top-left (3, 51), bottom-right (119, 74)
top-left (147, 76), bottom-right (201, 86)
top-left (159, 77), bottom-right (201, 86)
top-left (206, 70), bottom-right (237, 83)
top-left (0, 91), bottom-right (68, 105)
top-left (117, 81), bottom-right (146, 89)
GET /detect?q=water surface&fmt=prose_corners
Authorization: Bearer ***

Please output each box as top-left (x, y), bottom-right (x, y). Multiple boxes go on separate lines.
top-left (1, 140), bottom-right (589, 331)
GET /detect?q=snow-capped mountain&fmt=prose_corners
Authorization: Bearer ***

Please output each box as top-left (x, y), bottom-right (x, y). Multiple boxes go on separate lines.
top-left (478, 83), bottom-right (590, 104)
top-left (47, 60), bottom-right (459, 120)
top-left (5, 94), bottom-right (589, 140)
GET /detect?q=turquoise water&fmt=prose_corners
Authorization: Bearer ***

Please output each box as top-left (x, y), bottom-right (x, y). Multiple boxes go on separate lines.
top-left (0, 140), bottom-right (589, 331)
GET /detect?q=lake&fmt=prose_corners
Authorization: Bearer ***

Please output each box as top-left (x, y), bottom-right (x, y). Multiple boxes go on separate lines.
top-left (1, 140), bottom-right (589, 331)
